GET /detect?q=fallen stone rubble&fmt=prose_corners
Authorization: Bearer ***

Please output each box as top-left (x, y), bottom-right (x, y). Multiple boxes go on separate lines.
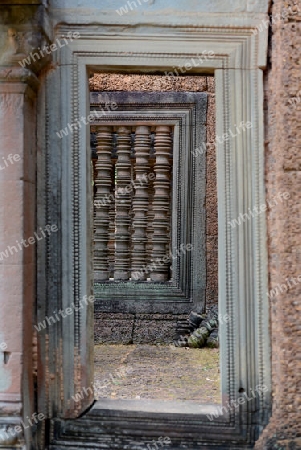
top-left (175, 306), bottom-right (219, 348)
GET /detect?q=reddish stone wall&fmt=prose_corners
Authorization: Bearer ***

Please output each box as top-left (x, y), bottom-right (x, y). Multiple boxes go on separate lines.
top-left (90, 74), bottom-right (217, 317)
top-left (205, 78), bottom-right (217, 308)
top-left (256, 1), bottom-right (301, 448)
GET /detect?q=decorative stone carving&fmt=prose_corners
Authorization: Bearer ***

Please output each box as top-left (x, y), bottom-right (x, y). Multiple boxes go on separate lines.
top-left (150, 125), bottom-right (172, 282)
top-left (94, 126), bottom-right (113, 281)
top-left (131, 125), bottom-right (151, 281)
top-left (92, 124), bottom-right (175, 283)
top-left (0, 28), bottom-right (22, 65)
top-left (108, 182), bottom-right (116, 279)
top-left (146, 147), bottom-right (155, 268)
top-left (0, 28), bottom-right (50, 72)
top-left (114, 126), bottom-right (132, 281)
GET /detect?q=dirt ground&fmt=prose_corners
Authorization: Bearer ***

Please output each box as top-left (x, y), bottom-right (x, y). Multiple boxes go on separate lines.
top-left (94, 344), bottom-right (220, 404)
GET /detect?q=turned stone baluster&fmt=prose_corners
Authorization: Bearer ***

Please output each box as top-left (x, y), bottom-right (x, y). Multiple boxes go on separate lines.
top-left (94, 126), bottom-right (113, 281)
top-left (150, 125), bottom-right (172, 282)
top-left (131, 126), bottom-right (151, 280)
top-left (108, 167), bottom-right (116, 278)
top-left (146, 159), bottom-right (155, 267)
top-left (114, 126), bottom-right (132, 281)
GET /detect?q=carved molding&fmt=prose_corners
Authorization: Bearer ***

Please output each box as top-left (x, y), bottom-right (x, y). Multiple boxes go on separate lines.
top-left (0, 66), bottom-right (39, 92)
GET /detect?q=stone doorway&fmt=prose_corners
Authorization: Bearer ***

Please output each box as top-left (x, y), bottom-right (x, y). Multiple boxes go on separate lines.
top-left (89, 73), bottom-right (220, 405)
top-left (36, 17), bottom-right (271, 447)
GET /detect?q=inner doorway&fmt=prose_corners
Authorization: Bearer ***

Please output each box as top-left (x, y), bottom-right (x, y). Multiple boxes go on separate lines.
top-left (90, 73), bottom-right (219, 405)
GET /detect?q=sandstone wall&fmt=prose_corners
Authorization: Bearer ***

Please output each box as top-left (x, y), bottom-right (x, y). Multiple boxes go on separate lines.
top-left (255, 0), bottom-right (301, 448)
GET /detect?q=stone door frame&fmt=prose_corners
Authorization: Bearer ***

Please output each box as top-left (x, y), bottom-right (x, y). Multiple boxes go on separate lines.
top-left (37, 16), bottom-right (271, 448)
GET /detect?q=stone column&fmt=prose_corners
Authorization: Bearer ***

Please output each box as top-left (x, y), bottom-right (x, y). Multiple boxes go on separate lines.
top-left (0, 3), bottom-right (50, 448)
top-left (0, 65), bottom-right (37, 450)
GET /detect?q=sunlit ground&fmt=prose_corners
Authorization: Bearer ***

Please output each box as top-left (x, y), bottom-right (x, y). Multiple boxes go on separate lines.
top-left (94, 344), bottom-right (220, 404)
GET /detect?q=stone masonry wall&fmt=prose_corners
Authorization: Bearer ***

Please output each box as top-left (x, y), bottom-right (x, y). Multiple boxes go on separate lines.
top-left (90, 74), bottom-right (217, 343)
top-left (255, 0), bottom-right (301, 448)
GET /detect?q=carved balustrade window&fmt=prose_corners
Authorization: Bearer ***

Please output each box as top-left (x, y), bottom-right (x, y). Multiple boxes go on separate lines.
top-left (90, 92), bottom-right (207, 314)
top-left (93, 125), bottom-right (173, 283)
